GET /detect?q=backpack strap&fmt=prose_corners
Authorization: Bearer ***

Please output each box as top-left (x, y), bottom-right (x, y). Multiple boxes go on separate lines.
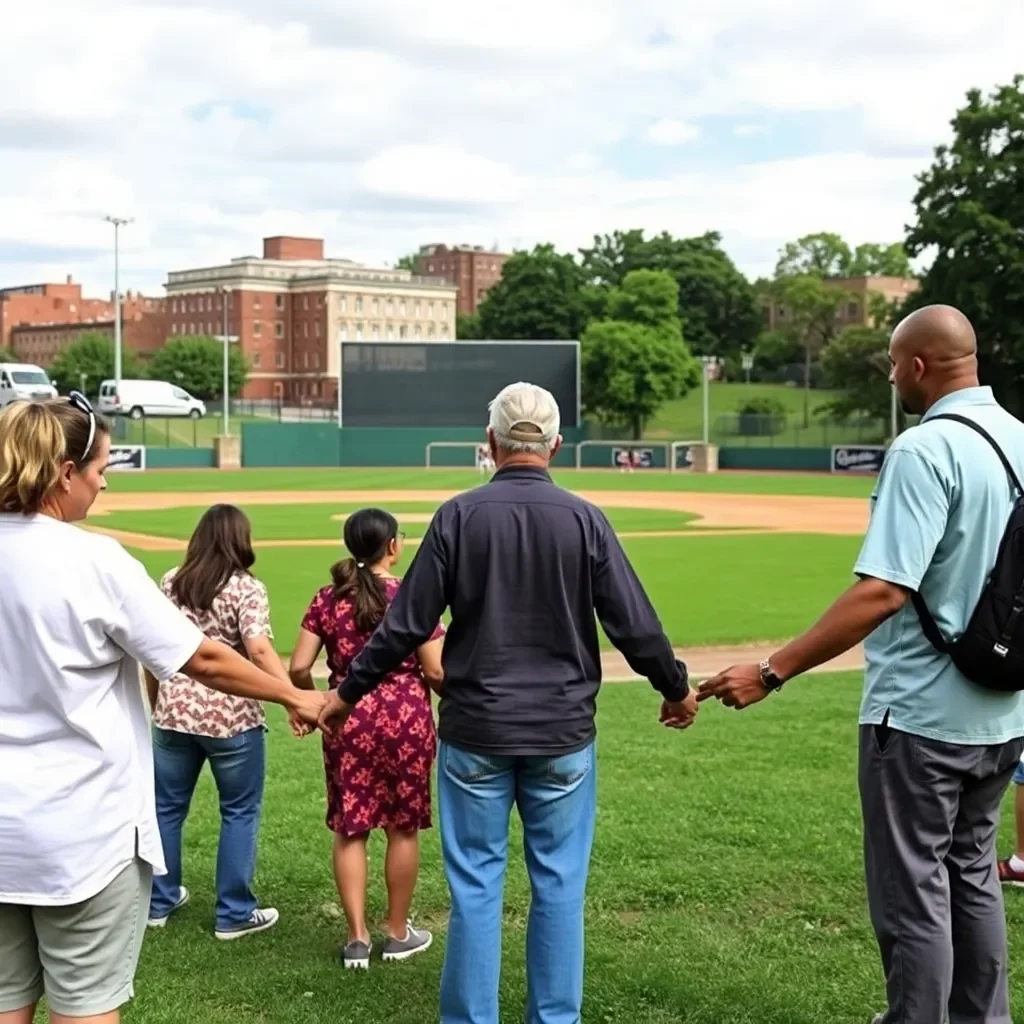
top-left (926, 413), bottom-right (1024, 494)
top-left (909, 412), bottom-right (1022, 653)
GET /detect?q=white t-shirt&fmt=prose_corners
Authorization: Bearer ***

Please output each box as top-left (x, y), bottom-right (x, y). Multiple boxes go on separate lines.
top-left (0, 513), bottom-right (203, 906)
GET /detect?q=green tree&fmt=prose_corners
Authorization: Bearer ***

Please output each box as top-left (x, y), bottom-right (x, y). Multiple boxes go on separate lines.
top-left (904, 74), bottom-right (1024, 413)
top-left (771, 274), bottom-right (847, 426)
top-left (775, 232), bottom-right (853, 279)
top-left (0, 345), bottom-right (15, 363)
top-left (579, 229), bottom-right (760, 358)
top-left (477, 244), bottom-right (588, 340)
top-left (455, 312), bottom-right (482, 339)
top-left (819, 326), bottom-right (899, 432)
top-left (49, 333), bottom-right (142, 396)
top-left (580, 270), bottom-right (700, 438)
top-left (147, 336), bottom-right (248, 400)
top-left (394, 253), bottom-right (418, 271)
top-left (848, 242), bottom-right (913, 278)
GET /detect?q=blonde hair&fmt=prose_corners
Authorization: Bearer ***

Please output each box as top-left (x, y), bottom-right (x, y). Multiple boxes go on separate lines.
top-left (0, 399), bottom-right (109, 515)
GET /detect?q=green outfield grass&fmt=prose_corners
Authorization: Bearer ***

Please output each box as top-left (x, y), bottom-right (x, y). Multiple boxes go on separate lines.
top-left (104, 467), bottom-right (877, 499)
top-left (126, 532), bottom-right (860, 652)
top-left (100, 503), bottom-right (704, 541)
top-left (117, 414), bottom-right (265, 449)
top-left (69, 681), bottom-right (1024, 1024)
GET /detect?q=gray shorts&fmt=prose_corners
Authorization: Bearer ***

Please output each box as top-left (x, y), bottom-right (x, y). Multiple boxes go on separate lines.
top-left (0, 859), bottom-right (152, 1017)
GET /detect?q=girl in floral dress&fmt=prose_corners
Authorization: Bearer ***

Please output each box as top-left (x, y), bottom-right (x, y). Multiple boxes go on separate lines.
top-left (289, 508), bottom-right (444, 969)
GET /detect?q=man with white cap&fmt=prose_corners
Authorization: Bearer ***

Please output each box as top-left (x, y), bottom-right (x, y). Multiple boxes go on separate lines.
top-left (320, 381), bottom-right (695, 1024)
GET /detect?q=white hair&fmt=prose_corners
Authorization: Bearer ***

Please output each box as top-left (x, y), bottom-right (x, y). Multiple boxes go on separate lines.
top-left (487, 381), bottom-right (561, 457)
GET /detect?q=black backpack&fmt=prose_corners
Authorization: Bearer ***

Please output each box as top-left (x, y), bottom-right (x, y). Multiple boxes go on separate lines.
top-left (911, 413), bottom-right (1024, 692)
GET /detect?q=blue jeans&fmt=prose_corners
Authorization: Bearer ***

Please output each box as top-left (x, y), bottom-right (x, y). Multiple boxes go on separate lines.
top-left (150, 726), bottom-right (266, 930)
top-left (438, 740), bottom-right (597, 1024)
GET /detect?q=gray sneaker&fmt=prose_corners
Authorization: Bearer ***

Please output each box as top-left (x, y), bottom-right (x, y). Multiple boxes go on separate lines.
top-left (214, 907), bottom-right (280, 941)
top-left (341, 938), bottom-right (372, 970)
top-left (382, 921), bottom-right (432, 962)
top-left (147, 886), bottom-right (190, 928)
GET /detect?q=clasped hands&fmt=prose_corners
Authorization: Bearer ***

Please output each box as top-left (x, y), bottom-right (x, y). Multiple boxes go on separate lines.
top-left (287, 688), bottom-right (357, 738)
top-left (662, 662), bottom-right (773, 730)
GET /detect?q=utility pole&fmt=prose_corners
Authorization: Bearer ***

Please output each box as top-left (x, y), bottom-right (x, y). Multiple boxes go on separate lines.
top-left (103, 215), bottom-right (133, 397)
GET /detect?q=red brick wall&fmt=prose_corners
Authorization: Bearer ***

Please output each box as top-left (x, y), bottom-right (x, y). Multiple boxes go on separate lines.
top-left (262, 236), bottom-right (324, 261)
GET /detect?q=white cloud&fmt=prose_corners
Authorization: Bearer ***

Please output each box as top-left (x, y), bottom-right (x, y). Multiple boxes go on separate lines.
top-left (1, 0), bottom-right (1023, 294)
top-left (647, 119), bottom-right (700, 146)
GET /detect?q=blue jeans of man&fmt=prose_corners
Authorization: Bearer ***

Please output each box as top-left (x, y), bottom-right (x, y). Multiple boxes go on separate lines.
top-left (438, 740), bottom-right (597, 1024)
top-left (150, 726), bottom-right (266, 930)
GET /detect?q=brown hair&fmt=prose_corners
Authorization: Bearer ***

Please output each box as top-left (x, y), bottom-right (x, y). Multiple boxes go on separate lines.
top-left (330, 507), bottom-right (399, 633)
top-left (0, 398), bottom-right (110, 515)
top-left (170, 504), bottom-right (256, 613)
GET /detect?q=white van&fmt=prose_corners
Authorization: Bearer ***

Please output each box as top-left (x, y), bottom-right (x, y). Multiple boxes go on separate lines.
top-left (97, 379), bottom-right (206, 420)
top-left (0, 363), bottom-right (59, 408)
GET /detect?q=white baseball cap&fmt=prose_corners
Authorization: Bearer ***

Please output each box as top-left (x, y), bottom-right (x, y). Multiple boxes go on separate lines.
top-left (488, 381), bottom-right (561, 445)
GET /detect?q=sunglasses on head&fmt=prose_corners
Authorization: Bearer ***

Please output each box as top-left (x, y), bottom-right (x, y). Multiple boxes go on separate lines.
top-left (67, 390), bottom-right (96, 462)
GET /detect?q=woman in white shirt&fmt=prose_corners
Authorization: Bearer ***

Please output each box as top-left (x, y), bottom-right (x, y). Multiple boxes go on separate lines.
top-left (0, 394), bottom-right (326, 1024)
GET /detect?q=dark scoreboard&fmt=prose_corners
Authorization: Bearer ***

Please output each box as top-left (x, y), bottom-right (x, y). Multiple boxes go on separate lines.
top-left (339, 341), bottom-right (580, 428)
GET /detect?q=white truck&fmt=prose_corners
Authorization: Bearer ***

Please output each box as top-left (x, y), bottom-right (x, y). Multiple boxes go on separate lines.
top-left (97, 379), bottom-right (206, 420)
top-left (0, 363), bottom-right (59, 408)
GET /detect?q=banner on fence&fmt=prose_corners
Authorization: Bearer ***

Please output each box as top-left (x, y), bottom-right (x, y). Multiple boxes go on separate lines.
top-left (612, 447), bottom-right (654, 470)
top-left (830, 444), bottom-right (886, 474)
top-left (108, 445), bottom-right (147, 471)
top-left (673, 445), bottom-right (695, 471)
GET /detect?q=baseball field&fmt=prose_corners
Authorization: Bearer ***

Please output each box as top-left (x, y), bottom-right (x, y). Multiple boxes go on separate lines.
top-left (80, 467), bottom-right (1024, 1024)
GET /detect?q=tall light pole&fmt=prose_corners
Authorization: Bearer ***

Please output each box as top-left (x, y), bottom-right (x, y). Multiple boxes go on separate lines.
top-left (104, 215), bottom-right (133, 396)
top-left (218, 286), bottom-right (234, 436)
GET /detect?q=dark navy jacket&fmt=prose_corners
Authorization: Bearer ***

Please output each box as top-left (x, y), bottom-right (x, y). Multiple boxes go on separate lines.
top-left (338, 465), bottom-right (688, 755)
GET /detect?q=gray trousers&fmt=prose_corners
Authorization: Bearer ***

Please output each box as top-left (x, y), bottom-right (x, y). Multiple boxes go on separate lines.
top-left (860, 721), bottom-right (1024, 1024)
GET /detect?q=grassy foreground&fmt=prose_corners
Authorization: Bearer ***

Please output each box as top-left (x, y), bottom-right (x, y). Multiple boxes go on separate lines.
top-left (62, 678), bottom-right (1024, 1024)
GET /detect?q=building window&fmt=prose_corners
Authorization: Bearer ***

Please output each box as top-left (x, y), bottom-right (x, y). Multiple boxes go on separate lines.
top-left (303, 352), bottom-right (309, 369)
top-left (315, 321), bottom-right (321, 338)
top-left (399, 300), bottom-right (406, 317)
top-left (355, 323), bottom-right (363, 341)
top-left (303, 322), bottom-right (308, 338)
top-left (339, 296), bottom-right (347, 313)
top-left (372, 298), bottom-right (380, 315)
top-left (303, 295), bottom-right (309, 310)
top-left (355, 296), bottom-right (362, 313)
top-left (414, 325), bottom-right (421, 339)
top-left (386, 324), bottom-right (394, 340)
top-left (428, 263), bottom-right (435, 272)
top-left (207, 295), bottom-right (213, 312)
top-left (428, 301), bottom-right (434, 317)
top-left (253, 321), bottom-right (262, 336)
top-left (339, 324), bottom-right (348, 341)
top-left (171, 299), bottom-right (178, 313)
top-left (311, 381), bottom-right (320, 397)
top-left (386, 299), bottom-right (393, 315)
top-left (314, 353), bottom-right (320, 369)
top-left (428, 324), bottom-right (435, 338)
top-left (372, 324), bottom-right (380, 339)
top-left (172, 323), bottom-right (178, 334)
top-left (276, 352), bottom-right (284, 369)
top-left (252, 351), bottom-right (261, 368)
top-left (189, 322), bottom-right (194, 334)
top-left (253, 294), bottom-right (261, 308)
top-left (275, 322), bottom-right (283, 339)
top-left (848, 301), bottom-right (859, 319)
top-left (441, 302), bottom-right (448, 319)
top-left (399, 325), bottom-right (407, 339)
top-left (275, 294), bottom-right (284, 310)
top-left (415, 301), bottom-right (421, 317)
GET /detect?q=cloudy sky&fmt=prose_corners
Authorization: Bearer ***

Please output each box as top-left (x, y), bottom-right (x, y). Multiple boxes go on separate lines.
top-left (2, 0), bottom-right (1021, 298)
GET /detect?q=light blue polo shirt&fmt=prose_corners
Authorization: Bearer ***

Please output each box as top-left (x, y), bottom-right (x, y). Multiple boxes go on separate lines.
top-left (856, 386), bottom-right (1024, 744)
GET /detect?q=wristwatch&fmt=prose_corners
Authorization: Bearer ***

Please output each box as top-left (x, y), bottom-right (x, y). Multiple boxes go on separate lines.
top-left (759, 659), bottom-right (785, 693)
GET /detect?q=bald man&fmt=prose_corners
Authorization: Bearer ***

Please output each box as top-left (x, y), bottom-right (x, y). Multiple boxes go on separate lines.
top-left (700, 304), bottom-right (1024, 1024)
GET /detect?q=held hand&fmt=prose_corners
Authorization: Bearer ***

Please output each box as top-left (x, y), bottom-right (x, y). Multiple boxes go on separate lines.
top-left (289, 688), bottom-right (328, 727)
top-left (660, 688), bottom-right (699, 729)
top-left (288, 710), bottom-right (313, 738)
top-left (697, 664), bottom-right (769, 710)
top-left (317, 689), bottom-right (356, 733)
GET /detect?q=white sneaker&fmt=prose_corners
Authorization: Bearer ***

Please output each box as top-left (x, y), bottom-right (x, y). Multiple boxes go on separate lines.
top-left (147, 886), bottom-right (190, 928)
top-left (214, 907), bottom-right (280, 941)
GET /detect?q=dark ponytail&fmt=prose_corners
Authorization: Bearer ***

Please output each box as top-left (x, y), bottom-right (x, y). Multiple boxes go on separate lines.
top-left (330, 507), bottom-right (400, 633)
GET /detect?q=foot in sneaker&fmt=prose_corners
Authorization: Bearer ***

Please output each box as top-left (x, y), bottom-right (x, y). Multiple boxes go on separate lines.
top-left (341, 938), bottom-right (372, 970)
top-left (999, 857), bottom-right (1024, 887)
top-left (147, 886), bottom-right (190, 928)
top-left (382, 921), bottom-right (432, 962)
top-left (214, 907), bottom-right (280, 941)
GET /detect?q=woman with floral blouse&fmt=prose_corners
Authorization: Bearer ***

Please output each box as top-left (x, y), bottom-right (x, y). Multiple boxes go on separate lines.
top-left (145, 503), bottom-right (290, 941)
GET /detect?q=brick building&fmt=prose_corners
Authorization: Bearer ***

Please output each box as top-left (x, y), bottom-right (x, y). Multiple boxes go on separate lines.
top-left (0, 278), bottom-right (112, 350)
top-left (762, 275), bottom-right (920, 332)
top-left (11, 299), bottom-right (169, 368)
top-left (164, 236), bottom-right (459, 401)
top-left (414, 244), bottom-right (509, 316)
